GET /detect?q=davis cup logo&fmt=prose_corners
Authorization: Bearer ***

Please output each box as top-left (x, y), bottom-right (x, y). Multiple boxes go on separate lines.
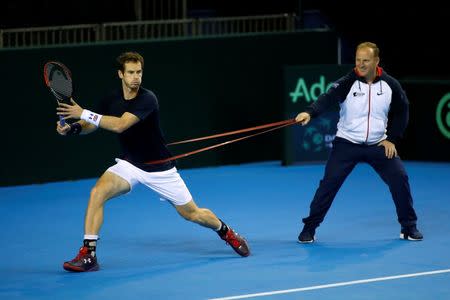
top-left (436, 93), bottom-right (450, 139)
top-left (302, 126), bottom-right (324, 152)
top-left (301, 117), bottom-right (335, 152)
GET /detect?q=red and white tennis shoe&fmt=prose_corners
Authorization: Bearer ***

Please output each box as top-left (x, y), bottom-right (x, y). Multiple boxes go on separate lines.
top-left (221, 227), bottom-right (250, 257)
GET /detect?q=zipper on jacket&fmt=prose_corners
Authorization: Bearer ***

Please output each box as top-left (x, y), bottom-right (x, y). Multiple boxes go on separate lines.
top-left (365, 84), bottom-right (371, 143)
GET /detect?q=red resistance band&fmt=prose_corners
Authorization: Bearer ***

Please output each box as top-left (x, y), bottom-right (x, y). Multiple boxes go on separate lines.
top-left (145, 118), bottom-right (298, 165)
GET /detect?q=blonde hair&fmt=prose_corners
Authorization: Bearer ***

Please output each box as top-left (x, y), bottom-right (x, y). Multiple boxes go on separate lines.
top-left (356, 42), bottom-right (379, 58)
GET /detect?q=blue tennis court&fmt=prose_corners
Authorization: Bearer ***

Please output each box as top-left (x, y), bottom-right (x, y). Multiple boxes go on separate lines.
top-left (1, 161), bottom-right (449, 299)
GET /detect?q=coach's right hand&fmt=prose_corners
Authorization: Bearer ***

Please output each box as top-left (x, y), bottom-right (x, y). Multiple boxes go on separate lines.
top-left (295, 112), bottom-right (311, 126)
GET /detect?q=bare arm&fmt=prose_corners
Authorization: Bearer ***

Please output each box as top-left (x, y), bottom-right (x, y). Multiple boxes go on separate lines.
top-left (56, 120), bottom-right (97, 136)
top-left (57, 98), bottom-right (140, 133)
top-left (95, 113), bottom-right (140, 133)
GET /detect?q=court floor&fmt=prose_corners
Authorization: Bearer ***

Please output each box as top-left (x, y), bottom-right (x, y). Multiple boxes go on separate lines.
top-left (1, 161), bottom-right (449, 299)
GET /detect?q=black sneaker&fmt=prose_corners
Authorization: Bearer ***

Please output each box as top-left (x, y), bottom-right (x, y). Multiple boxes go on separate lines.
top-left (63, 246), bottom-right (100, 272)
top-left (400, 225), bottom-right (423, 241)
top-left (298, 227), bottom-right (315, 243)
top-left (220, 227), bottom-right (250, 257)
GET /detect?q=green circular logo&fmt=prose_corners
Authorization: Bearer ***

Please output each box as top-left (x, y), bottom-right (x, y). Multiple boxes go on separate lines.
top-left (436, 93), bottom-right (450, 139)
top-left (302, 126), bottom-right (324, 152)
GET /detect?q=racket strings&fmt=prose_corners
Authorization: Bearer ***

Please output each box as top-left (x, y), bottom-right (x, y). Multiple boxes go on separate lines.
top-left (45, 63), bottom-right (73, 101)
top-left (51, 76), bottom-right (72, 97)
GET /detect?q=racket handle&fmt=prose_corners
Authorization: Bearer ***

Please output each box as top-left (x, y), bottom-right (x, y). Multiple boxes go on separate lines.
top-left (59, 115), bottom-right (66, 126)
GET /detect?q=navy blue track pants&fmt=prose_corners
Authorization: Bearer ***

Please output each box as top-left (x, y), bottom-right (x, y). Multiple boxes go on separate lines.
top-left (302, 137), bottom-right (418, 229)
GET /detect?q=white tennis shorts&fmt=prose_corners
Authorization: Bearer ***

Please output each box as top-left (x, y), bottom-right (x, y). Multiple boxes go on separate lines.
top-left (106, 158), bottom-right (192, 206)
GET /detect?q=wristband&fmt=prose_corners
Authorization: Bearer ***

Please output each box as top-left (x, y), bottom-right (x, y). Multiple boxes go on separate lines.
top-left (67, 122), bottom-right (82, 135)
top-left (80, 109), bottom-right (103, 127)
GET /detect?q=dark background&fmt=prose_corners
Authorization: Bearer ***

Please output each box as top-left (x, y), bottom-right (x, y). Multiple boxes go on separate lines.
top-left (1, 0), bottom-right (449, 79)
top-left (0, 31), bottom-right (339, 186)
top-left (1, 0), bottom-right (449, 186)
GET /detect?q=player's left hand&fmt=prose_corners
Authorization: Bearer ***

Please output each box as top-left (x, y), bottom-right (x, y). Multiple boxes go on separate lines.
top-left (57, 98), bottom-right (84, 120)
top-left (378, 140), bottom-right (397, 159)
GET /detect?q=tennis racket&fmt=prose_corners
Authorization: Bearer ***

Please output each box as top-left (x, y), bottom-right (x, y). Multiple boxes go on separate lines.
top-left (43, 61), bottom-right (73, 126)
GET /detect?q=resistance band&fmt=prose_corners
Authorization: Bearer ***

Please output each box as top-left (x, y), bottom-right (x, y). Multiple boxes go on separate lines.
top-left (145, 118), bottom-right (298, 165)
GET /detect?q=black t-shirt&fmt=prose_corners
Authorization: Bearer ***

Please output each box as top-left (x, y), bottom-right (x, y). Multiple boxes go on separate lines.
top-left (97, 87), bottom-right (175, 172)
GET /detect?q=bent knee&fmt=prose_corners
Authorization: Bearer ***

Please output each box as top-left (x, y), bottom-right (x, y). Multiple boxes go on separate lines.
top-left (89, 185), bottom-right (112, 205)
top-left (386, 171), bottom-right (409, 185)
top-left (90, 186), bottom-right (103, 199)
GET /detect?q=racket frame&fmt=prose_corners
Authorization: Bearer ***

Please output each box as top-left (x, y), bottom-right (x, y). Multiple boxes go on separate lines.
top-left (43, 61), bottom-right (73, 126)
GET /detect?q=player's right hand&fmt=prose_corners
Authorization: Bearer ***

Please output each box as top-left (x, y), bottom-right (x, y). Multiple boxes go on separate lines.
top-left (56, 121), bottom-right (71, 135)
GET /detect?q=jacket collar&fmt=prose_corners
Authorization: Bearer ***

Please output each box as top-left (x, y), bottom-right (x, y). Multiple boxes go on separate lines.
top-left (354, 66), bottom-right (383, 83)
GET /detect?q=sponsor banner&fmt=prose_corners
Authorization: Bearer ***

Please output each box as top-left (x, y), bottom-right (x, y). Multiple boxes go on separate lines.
top-left (401, 80), bottom-right (450, 161)
top-left (283, 65), bottom-right (351, 165)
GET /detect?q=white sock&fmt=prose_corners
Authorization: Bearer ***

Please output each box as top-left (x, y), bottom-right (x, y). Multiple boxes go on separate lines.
top-left (84, 234), bottom-right (99, 240)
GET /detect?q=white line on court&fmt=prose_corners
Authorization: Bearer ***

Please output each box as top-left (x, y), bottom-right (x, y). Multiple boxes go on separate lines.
top-left (208, 269), bottom-right (450, 300)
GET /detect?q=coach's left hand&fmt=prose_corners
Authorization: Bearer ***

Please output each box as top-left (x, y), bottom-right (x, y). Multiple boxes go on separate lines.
top-left (378, 140), bottom-right (397, 159)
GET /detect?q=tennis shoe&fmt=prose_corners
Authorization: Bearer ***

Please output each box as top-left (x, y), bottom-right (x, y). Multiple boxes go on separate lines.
top-left (400, 225), bottom-right (423, 241)
top-left (221, 227), bottom-right (250, 257)
top-left (63, 246), bottom-right (99, 272)
top-left (298, 227), bottom-right (315, 243)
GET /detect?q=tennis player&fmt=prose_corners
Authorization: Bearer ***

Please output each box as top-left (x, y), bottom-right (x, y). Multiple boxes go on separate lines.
top-left (56, 51), bottom-right (250, 272)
